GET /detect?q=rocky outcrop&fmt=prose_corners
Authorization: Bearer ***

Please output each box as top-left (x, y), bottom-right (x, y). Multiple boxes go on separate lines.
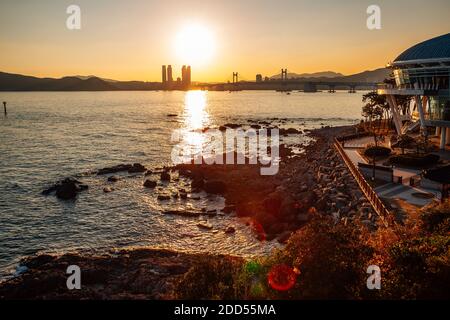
top-left (204, 180), bottom-right (226, 194)
top-left (172, 125), bottom-right (377, 241)
top-left (42, 178), bottom-right (88, 200)
top-left (107, 176), bottom-right (119, 182)
top-left (13, 124), bottom-right (381, 300)
top-left (225, 226), bottom-right (236, 234)
top-left (157, 194), bottom-right (171, 201)
top-left (279, 128), bottom-right (302, 135)
top-left (97, 163), bottom-right (147, 175)
top-left (39, 125), bottom-right (376, 242)
top-left (143, 180), bottom-right (157, 188)
top-left (0, 249), bottom-right (242, 300)
top-left (160, 171), bottom-right (171, 181)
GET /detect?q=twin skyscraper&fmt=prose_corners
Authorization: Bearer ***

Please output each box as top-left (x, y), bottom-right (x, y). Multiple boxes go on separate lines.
top-left (162, 65), bottom-right (191, 88)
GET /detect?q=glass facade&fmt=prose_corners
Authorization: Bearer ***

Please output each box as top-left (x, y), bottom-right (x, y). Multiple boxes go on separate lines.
top-left (393, 64), bottom-right (450, 123)
top-left (393, 67), bottom-right (449, 91)
top-left (428, 96), bottom-right (450, 121)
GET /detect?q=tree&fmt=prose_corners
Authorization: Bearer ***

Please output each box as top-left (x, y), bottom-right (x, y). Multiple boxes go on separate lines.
top-left (396, 134), bottom-right (416, 154)
top-left (362, 91), bottom-right (388, 135)
top-left (415, 134), bottom-right (428, 154)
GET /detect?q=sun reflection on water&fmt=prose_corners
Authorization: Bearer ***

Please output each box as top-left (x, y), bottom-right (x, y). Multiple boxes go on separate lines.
top-left (184, 90), bottom-right (209, 129)
top-left (182, 91), bottom-right (211, 157)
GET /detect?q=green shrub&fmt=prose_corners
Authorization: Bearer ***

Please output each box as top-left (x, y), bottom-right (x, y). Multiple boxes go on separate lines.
top-left (174, 201), bottom-right (450, 300)
top-left (175, 255), bottom-right (244, 299)
top-left (364, 146), bottom-right (392, 157)
top-left (383, 235), bottom-right (450, 299)
top-left (389, 153), bottom-right (439, 167)
top-left (421, 200), bottom-right (450, 235)
top-left (259, 216), bottom-right (375, 299)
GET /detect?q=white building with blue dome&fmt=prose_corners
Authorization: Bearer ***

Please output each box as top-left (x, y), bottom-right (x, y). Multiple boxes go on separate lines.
top-left (378, 33), bottom-right (450, 149)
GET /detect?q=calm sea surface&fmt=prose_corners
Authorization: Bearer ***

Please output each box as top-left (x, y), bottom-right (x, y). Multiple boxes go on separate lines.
top-left (0, 90), bottom-right (365, 278)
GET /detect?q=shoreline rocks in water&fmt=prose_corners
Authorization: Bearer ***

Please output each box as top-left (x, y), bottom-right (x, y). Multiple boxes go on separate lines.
top-left (204, 180), bottom-right (226, 194)
top-left (97, 163), bottom-right (147, 175)
top-left (0, 249), bottom-right (241, 300)
top-left (42, 178), bottom-right (88, 200)
top-left (143, 179), bottom-right (157, 188)
top-left (171, 125), bottom-right (376, 240)
top-left (17, 124), bottom-right (381, 299)
top-left (160, 171), bottom-right (171, 181)
top-left (39, 125), bottom-right (376, 237)
top-left (107, 176), bottom-right (120, 182)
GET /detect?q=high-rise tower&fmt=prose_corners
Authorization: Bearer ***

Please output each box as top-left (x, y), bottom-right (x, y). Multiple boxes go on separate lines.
top-left (181, 65), bottom-right (187, 85)
top-left (162, 65), bottom-right (167, 83)
top-left (186, 66), bottom-right (191, 85)
top-left (167, 65), bottom-right (173, 83)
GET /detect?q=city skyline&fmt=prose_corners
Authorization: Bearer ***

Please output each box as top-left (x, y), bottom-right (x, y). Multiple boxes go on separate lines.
top-left (1, 0), bottom-right (450, 304)
top-left (0, 0), bottom-right (449, 82)
top-left (161, 64), bottom-right (192, 87)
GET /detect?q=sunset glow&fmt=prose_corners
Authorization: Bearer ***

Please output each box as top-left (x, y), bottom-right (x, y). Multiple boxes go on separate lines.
top-left (0, 1), bottom-right (448, 82)
top-left (174, 24), bottom-right (215, 67)
top-left (0, 0), bottom-right (449, 305)
top-left (182, 90), bottom-right (210, 159)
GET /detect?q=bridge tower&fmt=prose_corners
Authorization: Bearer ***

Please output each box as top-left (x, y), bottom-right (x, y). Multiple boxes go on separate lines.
top-left (281, 69), bottom-right (287, 81)
top-left (232, 72), bottom-right (239, 83)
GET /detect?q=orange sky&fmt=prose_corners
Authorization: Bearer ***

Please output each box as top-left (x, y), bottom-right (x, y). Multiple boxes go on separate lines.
top-left (0, 0), bottom-right (449, 82)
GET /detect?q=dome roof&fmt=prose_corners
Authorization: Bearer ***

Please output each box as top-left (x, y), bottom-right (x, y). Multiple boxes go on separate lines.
top-left (394, 33), bottom-right (450, 62)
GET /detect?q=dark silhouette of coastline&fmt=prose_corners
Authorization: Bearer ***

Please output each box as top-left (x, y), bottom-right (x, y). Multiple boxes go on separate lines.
top-left (0, 68), bottom-right (389, 91)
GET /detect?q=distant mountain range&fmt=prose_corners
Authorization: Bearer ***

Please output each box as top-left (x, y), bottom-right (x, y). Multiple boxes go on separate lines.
top-left (331, 68), bottom-right (391, 83)
top-left (0, 68), bottom-right (391, 91)
top-left (0, 72), bottom-right (161, 91)
top-left (74, 75), bottom-right (119, 83)
top-left (270, 68), bottom-right (390, 82)
top-left (271, 71), bottom-right (344, 79)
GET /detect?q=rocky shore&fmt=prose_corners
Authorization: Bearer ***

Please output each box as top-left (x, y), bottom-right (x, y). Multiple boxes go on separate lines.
top-left (0, 248), bottom-right (242, 300)
top-left (172, 125), bottom-right (378, 242)
top-left (0, 124), bottom-right (377, 299)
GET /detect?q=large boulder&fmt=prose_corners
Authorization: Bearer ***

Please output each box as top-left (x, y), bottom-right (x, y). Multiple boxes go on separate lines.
top-left (157, 194), bottom-right (171, 201)
top-left (97, 163), bottom-right (147, 175)
top-left (279, 197), bottom-right (297, 219)
top-left (298, 190), bottom-right (318, 208)
top-left (143, 180), bottom-right (157, 188)
top-left (97, 164), bottom-right (131, 175)
top-left (263, 191), bottom-right (283, 215)
top-left (44, 178), bottom-right (88, 200)
top-left (55, 181), bottom-right (78, 200)
top-left (128, 163), bottom-right (147, 173)
top-left (107, 176), bottom-right (119, 182)
top-left (103, 187), bottom-right (114, 193)
top-left (204, 180), bottom-right (226, 194)
top-left (224, 226), bottom-right (236, 234)
top-left (191, 176), bottom-right (204, 189)
top-left (161, 171), bottom-right (171, 182)
top-left (253, 211), bottom-right (278, 230)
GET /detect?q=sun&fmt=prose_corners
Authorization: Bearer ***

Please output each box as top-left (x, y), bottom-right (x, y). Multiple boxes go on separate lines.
top-left (174, 24), bottom-right (215, 67)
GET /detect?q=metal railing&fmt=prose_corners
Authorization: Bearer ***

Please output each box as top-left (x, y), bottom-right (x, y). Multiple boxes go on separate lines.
top-left (334, 137), bottom-right (390, 227)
